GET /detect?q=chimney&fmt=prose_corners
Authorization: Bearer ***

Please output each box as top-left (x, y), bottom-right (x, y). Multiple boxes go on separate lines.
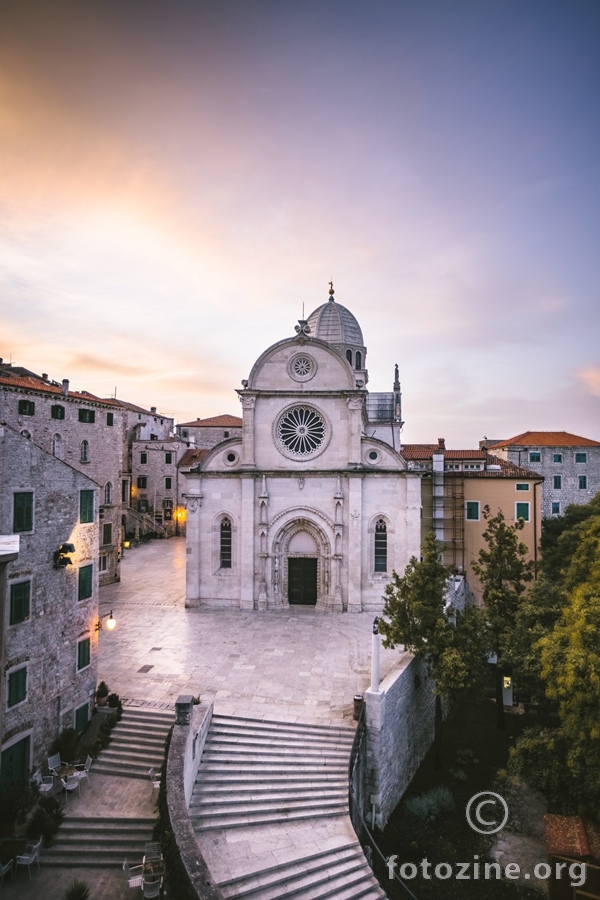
top-left (42, 373), bottom-right (48, 381)
top-left (151, 406), bottom-right (157, 413)
top-left (62, 379), bottom-right (69, 396)
top-left (437, 437), bottom-right (446, 450)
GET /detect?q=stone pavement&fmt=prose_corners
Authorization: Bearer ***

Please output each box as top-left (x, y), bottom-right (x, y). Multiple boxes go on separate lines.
top-left (5, 537), bottom-right (405, 899)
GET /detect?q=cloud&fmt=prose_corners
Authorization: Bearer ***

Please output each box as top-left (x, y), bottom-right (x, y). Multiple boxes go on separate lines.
top-left (578, 366), bottom-right (600, 397)
top-left (67, 354), bottom-right (153, 377)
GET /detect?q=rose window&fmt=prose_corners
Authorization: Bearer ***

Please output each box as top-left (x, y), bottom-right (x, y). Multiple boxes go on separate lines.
top-left (277, 406), bottom-right (326, 456)
top-left (292, 356), bottom-right (312, 377)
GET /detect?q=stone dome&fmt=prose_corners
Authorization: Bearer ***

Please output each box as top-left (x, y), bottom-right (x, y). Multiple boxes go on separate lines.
top-left (306, 294), bottom-right (364, 347)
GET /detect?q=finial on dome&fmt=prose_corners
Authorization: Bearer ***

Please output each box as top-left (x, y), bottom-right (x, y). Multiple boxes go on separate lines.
top-left (328, 280), bottom-right (335, 301)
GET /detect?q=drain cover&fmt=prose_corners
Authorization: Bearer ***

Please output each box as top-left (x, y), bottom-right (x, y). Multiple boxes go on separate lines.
top-left (138, 664), bottom-right (154, 673)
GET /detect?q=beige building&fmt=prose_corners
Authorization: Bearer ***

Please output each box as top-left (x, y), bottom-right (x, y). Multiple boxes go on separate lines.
top-left (402, 440), bottom-right (542, 601)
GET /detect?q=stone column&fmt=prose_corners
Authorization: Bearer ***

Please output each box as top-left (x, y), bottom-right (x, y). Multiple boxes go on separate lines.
top-left (347, 474), bottom-right (363, 613)
top-left (183, 478), bottom-right (203, 608)
top-left (346, 396), bottom-right (363, 467)
top-left (240, 474), bottom-right (255, 609)
top-left (240, 394), bottom-right (257, 469)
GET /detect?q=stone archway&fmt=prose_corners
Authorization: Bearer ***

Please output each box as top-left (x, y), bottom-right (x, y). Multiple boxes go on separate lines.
top-left (271, 517), bottom-right (332, 609)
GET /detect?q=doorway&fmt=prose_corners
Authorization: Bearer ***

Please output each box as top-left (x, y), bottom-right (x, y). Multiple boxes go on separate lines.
top-left (0, 735), bottom-right (30, 790)
top-left (288, 558), bottom-right (318, 605)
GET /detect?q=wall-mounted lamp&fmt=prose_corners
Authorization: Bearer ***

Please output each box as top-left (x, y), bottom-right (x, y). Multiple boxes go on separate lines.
top-left (95, 610), bottom-right (116, 632)
top-left (53, 543), bottom-right (75, 569)
top-left (123, 540), bottom-right (131, 549)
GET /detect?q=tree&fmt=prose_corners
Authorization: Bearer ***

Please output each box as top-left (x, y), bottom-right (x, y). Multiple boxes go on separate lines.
top-left (379, 530), bottom-right (487, 769)
top-left (471, 506), bottom-right (534, 730)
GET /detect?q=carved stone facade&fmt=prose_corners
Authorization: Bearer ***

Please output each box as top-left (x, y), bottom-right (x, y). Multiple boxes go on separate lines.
top-left (183, 290), bottom-right (421, 613)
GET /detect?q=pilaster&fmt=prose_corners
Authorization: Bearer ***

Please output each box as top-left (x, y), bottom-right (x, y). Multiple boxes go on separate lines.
top-left (240, 475), bottom-right (255, 609)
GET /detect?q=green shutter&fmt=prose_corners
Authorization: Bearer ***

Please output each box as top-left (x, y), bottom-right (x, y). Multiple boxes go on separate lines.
top-left (80, 490), bottom-right (94, 523)
top-left (77, 638), bottom-right (91, 670)
top-left (466, 501), bottom-right (479, 520)
top-left (10, 581), bottom-right (31, 625)
top-left (78, 565), bottom-right (93, 600)
top-left (516, 502), bottom-right (530, 521)
top-left (13, 492), bottom-right (33, 533)
top-left (75, 703), bottom-right (89, 732)
top-left (8, 668), bottom-right (27, 707)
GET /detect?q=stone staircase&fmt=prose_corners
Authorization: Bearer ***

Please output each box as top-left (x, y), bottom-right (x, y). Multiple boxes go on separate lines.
top-left (92, 706), bottom-right (173, 779)
top-left (41, 816), bottom-right (156, 867)
top-left (191, 715), bottom-right (387, 899)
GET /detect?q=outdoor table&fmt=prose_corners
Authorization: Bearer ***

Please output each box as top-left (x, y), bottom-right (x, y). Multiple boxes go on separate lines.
top-left (55, 764), bottom-right (77, 777)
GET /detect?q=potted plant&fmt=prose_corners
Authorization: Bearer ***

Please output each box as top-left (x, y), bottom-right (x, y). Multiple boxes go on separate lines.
top-left (107, 692), bottom-right (121, 709)
top-left (95, 681), bottom-right (109, 707)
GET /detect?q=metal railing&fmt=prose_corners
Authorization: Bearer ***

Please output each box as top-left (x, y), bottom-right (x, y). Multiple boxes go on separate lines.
top-left (348, 704), bottom-right (420, 900)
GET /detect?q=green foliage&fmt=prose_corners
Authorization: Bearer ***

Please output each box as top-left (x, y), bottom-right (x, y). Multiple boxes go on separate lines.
top-left (26, 794), bottom-right (64, 845)
top-left (107, 692), bottom-right (121, 708)
top-left (49, 727), bottom-right (80, 765)
top-left (63, 879), bottom-right (91, 900)
top-left (0, 781), bottom-right (38, 838)
top-left (380, 531), bottom-right (488, 703)
top-left (404, 785), bottom-right (455, 823)
top-left (95, 681), bottom-right (109, 698)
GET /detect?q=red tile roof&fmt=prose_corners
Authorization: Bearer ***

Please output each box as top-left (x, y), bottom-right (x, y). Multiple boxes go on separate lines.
top-left (489, 431), bottom-right (600, 448)
top-left (544, 815), bottom-right (600, 863)
top-left (402, 445), bottom-right (487, 460)
top-left (178, 415), bottom-right (242, 428)
top-left (401, 444), bottom-right (540, 479)
top-left (0, 374), bottom-right (116, 407)
top-left (178, 448), bottom-right (210, 468)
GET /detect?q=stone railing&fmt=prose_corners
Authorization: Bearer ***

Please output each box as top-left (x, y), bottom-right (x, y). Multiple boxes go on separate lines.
top-left (166, 695), bottom-right (223, 900)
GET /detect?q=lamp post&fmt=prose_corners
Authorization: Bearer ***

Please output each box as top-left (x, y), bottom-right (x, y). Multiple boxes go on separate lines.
top-left (95, 610), bottom-right (116, 632)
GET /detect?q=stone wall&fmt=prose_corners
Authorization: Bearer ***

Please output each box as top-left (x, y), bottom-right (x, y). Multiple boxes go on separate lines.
top-left (365, 653), bottom-right (435, 829)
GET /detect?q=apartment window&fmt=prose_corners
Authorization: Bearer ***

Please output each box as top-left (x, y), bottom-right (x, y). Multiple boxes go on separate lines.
top-left (466, 501), bottom-right (480, 521)
top-left (18, 399), bottom-right (35, 416)
top-left (78, 409), bottom-right (95, 424)
top-left (80, 490), bottom-right (94, 523)
top-left (150, 434), bottom-right (157, 441)
top-left (13, 492), bottom-right (34, 533)
top-left (553, 453), bottom-right (563, 463)
top-left (80, 440), bottom-right (89, 462)
top-left (220, 518), bottom-right (232, 569)
top-left (104, 482), bottom-right (112, 505)
top-left (122, 480), bottom-right (129, 502)
top-left (52, 433), bottom-right (63, 459)
top-left (137, 476), bottom-right (147, 489)
top-left (78, 564), bottom-right (93, 601)
top-left (140, 452), bottom-right (148, 464)
top-left (464, 463), bottom-right (481, 470)
top-left (51, 404), bottom-right (65, 420)
top-left (181, 429), bottom-right (188, 439)
top-left (224, 431), bottom-right (229, 439)
top-left (165, 452), bottom-right (172, 464)
top-left (7, 667), bottom-right (27, 707)
top-left (578, 475), bottom-right (587, 490)
top-left (529, 451), bottom-right (541, 463)
top-left (10, 581), bottom-right (31, 625)
top-left (575, 452), bottom-right (587, 464)
top-left (374, 519), bottom-right (388, 572)
top-left (75, 703), bottom-right (89, 732)
top-left (552, 502), bottom-right (561, 515)
top-left (160, 419), bottom-right (164, 425)
top-left (102, 523), bottom-right (112, 546)
top-left (138, 498), bottom-right (148, 513)
top-left (77, 638), bottom-right (91, 671)
top-left (516, 502), bottom-right (530, 522)
top-left (553, 475), bottom-right (562, 490)
top-left (445, 463), bottom-right (460, 471)
top-left (165, 477), bottom-right (172, 490)
top-left (99, 555), bottom-right (108, 572)
top-left (516, 483), bottom-right (530, 491)
top-left (106, 412), bottom-right (114, 426)
top-left (163, 499), bottom-right (173, 520)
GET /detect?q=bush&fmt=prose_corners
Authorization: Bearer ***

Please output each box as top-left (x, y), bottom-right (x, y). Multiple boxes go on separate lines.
top-left (26, 795), bottom-right (64, 845)
top-left (63, 879), bottom-right (91, 900)
top-left (107, 692), bottom-right (121, 709)
top-left (0, 782), bottom-right (38, 838)
top-left (95, 681), bottom-right (109, 699)
top-left (49, 728), bottom-right (80, 765)
top-left (404, 786), bottom-right (455, 823)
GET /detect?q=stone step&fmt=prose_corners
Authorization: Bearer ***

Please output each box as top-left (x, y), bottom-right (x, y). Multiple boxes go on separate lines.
top-left (195, 780), bottom-right (348, 796)
top-left (92, 760), bottom-right (160, 780)
top-left (221, 859), bottom-right (382, 900)
top-left (204, 740), bottom-right (350, 760)
top-left (198, 762), bottom-right (347, 776)
top-left (111, 725), bottom-right (169, 741)
top-left (41, 849), bottom-right (147, 868)
top-left (190, 788), bottom-right (347, 810)
top-left (218, 843), bottom-right (361, 894)
top-left (60, 817), bottom-right (155, 833)
top-left (99, 746), bottom-right (164, 764)
top-left (193, 805), bottom-right (348, 831)
top-left (209, 726), bottom-right (354, 748)
top-left (211, 715), bottom-right (355, 741)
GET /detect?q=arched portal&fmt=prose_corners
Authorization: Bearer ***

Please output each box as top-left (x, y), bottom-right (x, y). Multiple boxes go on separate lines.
top-left (271, 517), bottom-right (331, 609)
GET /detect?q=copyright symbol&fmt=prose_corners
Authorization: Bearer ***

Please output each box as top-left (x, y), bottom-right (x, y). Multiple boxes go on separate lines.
top-left (465, 792), bottom-right (509, 834)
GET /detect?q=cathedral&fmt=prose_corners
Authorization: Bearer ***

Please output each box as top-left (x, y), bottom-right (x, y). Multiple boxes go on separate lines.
top-left (183, 286), bottom-right (421, 612)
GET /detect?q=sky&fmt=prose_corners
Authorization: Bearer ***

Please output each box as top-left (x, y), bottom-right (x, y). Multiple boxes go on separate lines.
top-left (1, 0), bottom-right (599, 446)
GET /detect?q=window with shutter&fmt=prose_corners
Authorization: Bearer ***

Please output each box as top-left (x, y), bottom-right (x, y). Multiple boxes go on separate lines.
top-left (77, 638), bottom-right (91, 670)
top-left (51, 404), bottom-right (65, 420)
top-left (165, 477), bottom-right (172, 490)
top-left (516, 502), bottom-right (530, 521)
top-left (75, 703), bottom-right (89, 732)
top-left (106, 412), bottom-right (114, 426)
top-left (137, 476), bottom-right (147, 488)
top-left (102, 523), bottom-right (112, 545)
top-left (13, 492), bottom-right (33, 533)
top-left (80, 490), bottom-right (94, 523)
top-left (466, 501), bottom-right (480, 521)
top-left (78, 564), bottom-right (93, 600)
top-left (18, 399), bottom-right (35, 416)
top-left (8, 668), bottom-right (27, 707)
top-left (78, 409), bottom-right (95, 423)
top-left (10, 581), bottom-right (31, 625)
top-left (165, 452), bottom-right (172, 464)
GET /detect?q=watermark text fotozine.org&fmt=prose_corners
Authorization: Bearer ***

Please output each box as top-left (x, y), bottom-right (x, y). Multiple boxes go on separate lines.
top-left (386, 856), bottom-right (587, 887)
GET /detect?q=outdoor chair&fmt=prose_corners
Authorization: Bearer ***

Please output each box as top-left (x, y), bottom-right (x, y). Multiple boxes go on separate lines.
top-left (123, 859), bottom-right (144, 889)
top-left (144, 842), bottom-right (161, 861)
top-left (47, 753), bottom-right (64, 775)
top-left (148, 768), bottom-right (160, 792)
top-left (15, 837), bottom-right (42, 879)
top-left (33, 771), bottom-right (54, 796)
top-left (74, 755), bottom-right (92, 787)
top-left (61, 774), bottom-right (81, 801)
top-left (142, 876), bottom-right (161, 898)
top-left (0, 859), bottom-right (14, 885)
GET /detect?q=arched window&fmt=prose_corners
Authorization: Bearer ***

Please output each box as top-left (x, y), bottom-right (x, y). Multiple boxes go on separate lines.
top-left (80, 440), bottom-right (89, 462)
top-left (52, 433), bottom-right (63, 459)
top-left (355, 351), bottom-right (362, 370)
top-left (104, 482), bottom-right (112, 505)
top-left (220, 518), bottom-right (232, 569)
top-left (346, 349), bottom-right (353, 365)
top-left (374, 519), bottom-right (387, 572)
top-left (20, 429), bottom-right (31, 440)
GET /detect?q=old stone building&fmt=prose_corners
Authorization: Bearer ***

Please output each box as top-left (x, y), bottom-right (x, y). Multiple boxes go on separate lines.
top-left (176, 414), bottom-right (242, 448)
top-left (0, 368), bottom-right (125, 585)
top-left (0, 425), bottom-right (100, 787)
top-left (486, 431), bottom-right (600, 518)
top-left (130, 436), bottom-right (188, 536)
top-left (402, 440), bottom-right (542, 601)
top-left (183, 288), bottom-right (421, 612)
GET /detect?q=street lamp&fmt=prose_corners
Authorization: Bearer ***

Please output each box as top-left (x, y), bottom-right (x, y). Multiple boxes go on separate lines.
top-left (95, 610), bottom-right (116, 632)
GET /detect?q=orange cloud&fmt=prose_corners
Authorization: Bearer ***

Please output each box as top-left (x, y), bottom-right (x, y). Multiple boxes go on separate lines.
top-left (578, 366), bottom-right (600, 397)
